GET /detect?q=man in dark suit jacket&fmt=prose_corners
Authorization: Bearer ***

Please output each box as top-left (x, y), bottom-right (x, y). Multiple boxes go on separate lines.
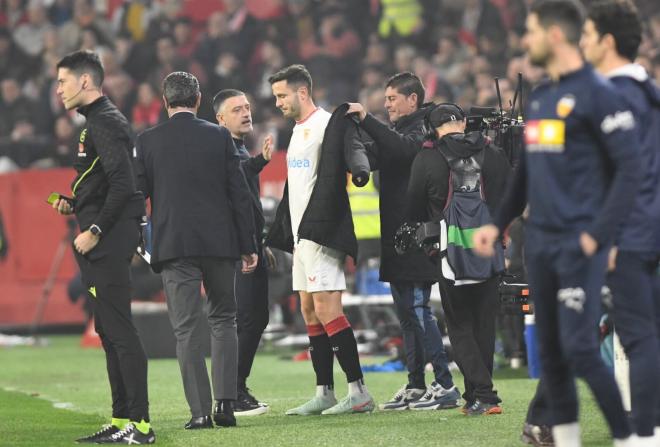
top-left (134, 71), bottom-right (258, 430)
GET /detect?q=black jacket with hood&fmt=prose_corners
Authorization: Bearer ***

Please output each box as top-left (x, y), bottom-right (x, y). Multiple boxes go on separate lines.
top-left (406, 131), bottom-right (511, 223)
top-left (357, 105), bottom-right (438, 283)
top-left (265, 103), bottom-right (361, 260)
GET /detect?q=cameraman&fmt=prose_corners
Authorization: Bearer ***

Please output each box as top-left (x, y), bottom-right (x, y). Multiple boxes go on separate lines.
top-left (406, 103), bottom-right (511, 415)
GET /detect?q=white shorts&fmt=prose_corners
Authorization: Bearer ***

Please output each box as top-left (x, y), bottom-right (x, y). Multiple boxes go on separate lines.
top-left (292, 239), bottom-right (346, 292)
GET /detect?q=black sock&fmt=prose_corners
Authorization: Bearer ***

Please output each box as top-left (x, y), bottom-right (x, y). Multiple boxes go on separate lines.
top-left (308, 328), bottom-right (334, 387)
top-left (326, 316), bottom-right (363, 383)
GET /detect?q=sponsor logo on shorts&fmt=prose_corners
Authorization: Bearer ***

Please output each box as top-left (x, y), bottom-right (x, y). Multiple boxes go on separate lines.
top-left (557, 287), bottom-right (585, 313)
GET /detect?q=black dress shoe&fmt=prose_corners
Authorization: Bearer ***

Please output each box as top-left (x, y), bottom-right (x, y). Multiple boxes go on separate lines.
top-left (213, 400), bottom-right (236, 427)
top-left (184, 415), bottom-right (213, 430)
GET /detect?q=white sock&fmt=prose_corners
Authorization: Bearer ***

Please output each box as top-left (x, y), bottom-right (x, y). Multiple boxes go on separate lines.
top-left (348, 379), bottom-right (368, 397)
top-left (552, 422), bottom-right (581, 447)
top-left (629, 434), bottom-right (656, 447)
top-left (613, 435), bottom-right (638, 447)
top-left (316, 385), bottom-right (334, 399)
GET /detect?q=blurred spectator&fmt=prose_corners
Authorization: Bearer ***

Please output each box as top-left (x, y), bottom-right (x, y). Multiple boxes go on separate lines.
top-left (131, 82), bottom-right (161, 132)
top-left (377, 0), bottom-right (424, 44)
top-left (0, 76), bottom-right (36, 138)
top-left (194, 11), bottom-right (229, 73)
top-left (13, 0), bottom-right (51, 56)
top-left (0, 0), bottom-right (27, 29)
top-left (172, 16), bottom-right (195, 58)
top-left (0, 27), bottom-right (36, 79)
top-left (58, 0), bottom-right (112, 54)
top-left (99, 48), bottom-right (135, 118)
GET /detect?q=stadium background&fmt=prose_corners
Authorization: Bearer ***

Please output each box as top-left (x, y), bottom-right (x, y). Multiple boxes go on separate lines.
top-left (0, 0), bottom-right (659, 445)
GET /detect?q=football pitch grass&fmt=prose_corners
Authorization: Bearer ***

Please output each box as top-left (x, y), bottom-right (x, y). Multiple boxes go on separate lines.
top-left (1, 336), bottom-right (612, 447)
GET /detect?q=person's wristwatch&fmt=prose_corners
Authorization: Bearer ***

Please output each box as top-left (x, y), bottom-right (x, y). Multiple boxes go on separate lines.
top-left (89, 224), bottom-right (102, 237)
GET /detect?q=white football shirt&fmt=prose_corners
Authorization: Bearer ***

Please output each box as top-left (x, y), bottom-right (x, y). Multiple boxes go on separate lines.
top-left (287, 107), bottom-right (331, 238)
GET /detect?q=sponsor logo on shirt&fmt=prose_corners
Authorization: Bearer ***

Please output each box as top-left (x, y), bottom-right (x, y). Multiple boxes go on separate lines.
top-left (525, 119), bottom-right (565, 153)
top-left (557, 287), bottom-right (585, 313)
top-left (556, 94), bottom-right (576, 118)
top-left (78, 128), bottom-right (87, 157)
top-left (600, 110), bottom-right (634, 134)
top-left (288, 157), bottom-right (311, 168)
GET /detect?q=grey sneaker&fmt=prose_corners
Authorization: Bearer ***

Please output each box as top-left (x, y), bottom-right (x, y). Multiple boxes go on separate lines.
top-left (409, 382), bottom-right (461, 410)
top-left (379, 385), bottom-right (426, 410)
top-left (285, 394), bottom-right (337, 415)
top-left (321, 393), bottom-right (375, 415)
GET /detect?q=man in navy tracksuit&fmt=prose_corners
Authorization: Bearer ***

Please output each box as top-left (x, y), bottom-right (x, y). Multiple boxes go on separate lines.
top-left (473, 1), bottom-right (638, 445)
top-left (213, 89), bottom-right (273, 416)
top-left (581, 1), bottom-right (660, 444)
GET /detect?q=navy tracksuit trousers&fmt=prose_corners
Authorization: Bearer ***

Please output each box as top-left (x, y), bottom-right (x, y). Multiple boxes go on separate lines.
top-left (235, 253), bottom-right (270, 389)
top-left (525, 228), bottom-right (631, 439)
top-left (607, 250), bottom-right (660, 437)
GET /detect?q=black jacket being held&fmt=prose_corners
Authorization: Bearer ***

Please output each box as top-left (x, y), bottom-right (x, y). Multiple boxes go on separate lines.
top-left (265, 103), bottom-right (364, 261)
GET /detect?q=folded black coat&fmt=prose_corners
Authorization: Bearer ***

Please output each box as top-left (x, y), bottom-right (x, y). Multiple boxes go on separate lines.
top-left (265, 103), bottom-right (371, 261)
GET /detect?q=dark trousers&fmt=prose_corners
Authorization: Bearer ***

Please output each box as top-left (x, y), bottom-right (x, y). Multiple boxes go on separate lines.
top-left (607, 250), bottom-right (660, 437)
top-left (235, 255), bottom-right (269, 389)
top-left (438, 276), bottom-right (500, 404)
top-left (74, 219), bottom-right (149, 422)
top-left (525, 229), bottom-right (630, 439)
top-left (526, 379), bottom-right (551, 427)
top-left (161, 257), bottom-right (237, 418)
top-left (390, 281), bottom-right (453, 389)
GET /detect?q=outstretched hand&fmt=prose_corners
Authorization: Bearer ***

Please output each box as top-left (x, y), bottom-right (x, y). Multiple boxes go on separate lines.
top-left (262, 135), bottom-right (273, 161)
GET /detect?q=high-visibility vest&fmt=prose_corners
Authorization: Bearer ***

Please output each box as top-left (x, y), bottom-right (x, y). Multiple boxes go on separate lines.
top-left (378, 0), bottom-right (422, 38)
top-left (348, 177), bottom-right (381, 240)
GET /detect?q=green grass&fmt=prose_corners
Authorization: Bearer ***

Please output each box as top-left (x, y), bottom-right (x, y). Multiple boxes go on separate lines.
top-left (0, 336), bottom-right (612, 446)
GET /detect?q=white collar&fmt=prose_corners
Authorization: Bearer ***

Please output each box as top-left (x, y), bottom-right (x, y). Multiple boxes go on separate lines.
top-left (606, 63), bottom-right (648, 82)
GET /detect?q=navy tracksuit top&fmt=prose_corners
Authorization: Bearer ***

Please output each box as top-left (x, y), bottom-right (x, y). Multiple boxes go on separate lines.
top-left (607, 67), bottom-right (660, 252)
top-left (495, 64), bottom-right (641, 246)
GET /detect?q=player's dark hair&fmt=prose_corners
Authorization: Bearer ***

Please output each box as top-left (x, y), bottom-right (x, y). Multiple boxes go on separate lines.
top-left (385, 72), bottom-right (425, 108)
top-left (531, 0), bottom-right (586, 45)
top-left (267, 64), bottom-right (313, 96)
top-left (588, 0), bottom-right (642, 62)
top-left (56, 50), bottom-right (104, 87)
top-left (212, 89), bottom-right (245, 114)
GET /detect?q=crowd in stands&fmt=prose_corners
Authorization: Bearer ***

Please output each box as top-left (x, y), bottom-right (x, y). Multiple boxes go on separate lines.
top-left (0, 0), bottom-right (659, 172)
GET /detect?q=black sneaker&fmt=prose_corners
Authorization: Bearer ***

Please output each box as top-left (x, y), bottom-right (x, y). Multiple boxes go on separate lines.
top-left (521, 422), bottom-right (555, 446)
top-left (464, 399), bottom-right (502, 416)
top-left (213, 400), bottom-right (237, 427)
top-left (100, 423), bottom-right (155, 444)
top-left (235, 388), bottom-right (268, 416)
top-left (75, 424), bottom-right (120, 443)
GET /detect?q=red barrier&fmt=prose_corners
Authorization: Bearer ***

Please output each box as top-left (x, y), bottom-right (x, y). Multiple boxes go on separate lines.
top-left (0, 152), bottom-right (288, 328)
top-left (0, 169), bottom-right (83, 327)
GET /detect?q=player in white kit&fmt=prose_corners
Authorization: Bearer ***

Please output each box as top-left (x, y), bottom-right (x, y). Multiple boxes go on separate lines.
top-left (268, 65), bottom-right (375, 415)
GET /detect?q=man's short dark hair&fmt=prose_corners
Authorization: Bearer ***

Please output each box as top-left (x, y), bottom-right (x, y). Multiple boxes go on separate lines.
top-left (162, 71), bottom-right (199, 108)
top-left (56, 50), bottom-right (104, 87)
top-left (385, 72), bottom-right (425, 108)
top-left (588, 0), bottom-right (642, 62)
top-left (212, 89), bottom-right (245, 114)
top-left (531, 0), bottom-right (586, 45)
top-left (267, 64), bottom-right (313, 95)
